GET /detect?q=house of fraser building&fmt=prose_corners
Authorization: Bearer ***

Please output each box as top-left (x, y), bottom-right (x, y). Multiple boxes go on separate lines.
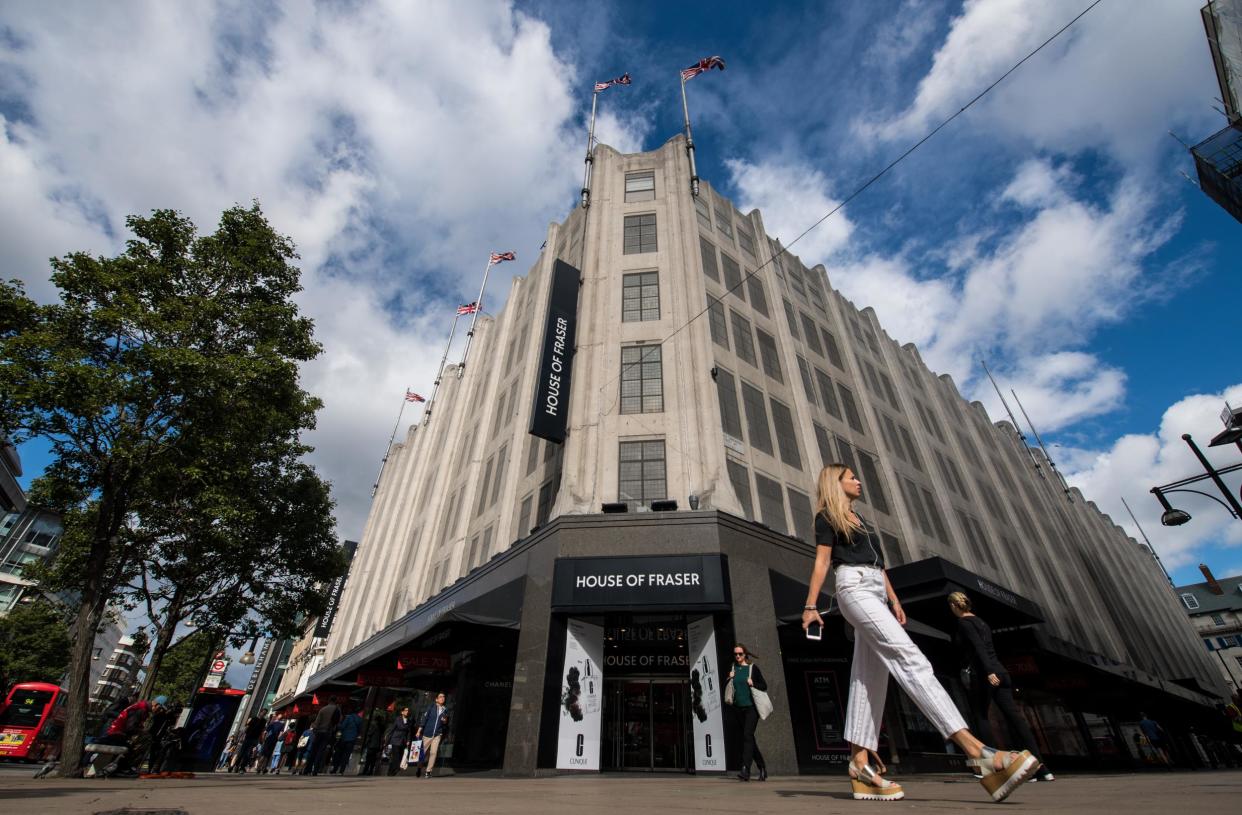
top-left (295, 138), bottom-right (1226, 775)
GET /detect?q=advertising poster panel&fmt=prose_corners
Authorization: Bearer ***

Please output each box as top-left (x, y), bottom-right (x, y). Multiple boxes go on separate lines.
top-left (556, 618), bottom-right (603, 770)
top-left (686, 615), bottom-right (726, 773)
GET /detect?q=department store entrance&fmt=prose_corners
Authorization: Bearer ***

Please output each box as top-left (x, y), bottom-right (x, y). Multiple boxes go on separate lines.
top-left (600, 614), bottom-right (693, 772)
top-left (603, 679), bottom-right (691, 771)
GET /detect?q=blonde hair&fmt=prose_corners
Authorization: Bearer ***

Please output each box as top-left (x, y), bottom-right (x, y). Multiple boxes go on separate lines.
top-left (948, 591), bottom-right (971, 611)
top-left (814, 464), bottom-right (862, 540)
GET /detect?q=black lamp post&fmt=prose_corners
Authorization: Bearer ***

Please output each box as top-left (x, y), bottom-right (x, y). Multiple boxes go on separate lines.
top-left (1150, 427), bottom-right (1242, 526)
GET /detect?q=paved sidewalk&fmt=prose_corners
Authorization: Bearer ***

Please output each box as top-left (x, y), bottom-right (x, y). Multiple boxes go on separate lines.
top-left (1, 770), bottom-right (1239, 814)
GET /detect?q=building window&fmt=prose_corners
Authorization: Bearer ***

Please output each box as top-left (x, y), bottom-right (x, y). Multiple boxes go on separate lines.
top-left (755, 473), bottom-right (787, 534)
top-left (837, 384), bottom-right (865, 434)
top-left (770, 398), bottom-right (802, 468)
top-left (490, 443), bottom-right (508, 505)
top-left (740, 381), bottom-right (774, 456)
top-left (1212, 613), bottom-right (1226, 627)
top-left (714, 201), bottom-right (733, 239)
top-left (721, 252), bottom-right (744, 298)
top-left (624, 170), bottom-right (655, 202)
top-left (620, 344), bottom-right (664, 414)
top-left (797, 356), bottom-right (818, 407)
top-left (819, 327), bottom-right (843, 370)
top-left (783, 300), bottom-right (800, 340)
top-left (813, 423), bottom-right (833, 467)
top-left (801, 314), bottom-right (824, 357)
top-left (707, 295), bottom-right (729, 349)
top-left (619, 440), bottom-right (667, 504)
top-left (731, 311), bottom-right (756, 366)
top-left (517, 494), bottom-right (533, 537)
top-left (726, 459), bottom-right (754, 520)
top-left (715, 367), bottom-right (745, 442)
top-left (755, 329), bottom-right (784, 383)
top-left (695, 196), bottom-right (712, 230)
top-left (736, 223), bottom-right (756, 257)
top-left (815, 369), bottom-right (841, 419)
top-left (856, 449), bottom-right (891, 515)
top-left (623, 214), bottom-right (657, 254)
top-left (622, 272), bottom-right (660, 322)
top-left (536, 478), bottom-right (556, 526)
top-left (476, 456), bottom-right (495, 515)
top-left (700, 237), bottom-right (719, 281)
top-left (787, 488), bottom-right (813, 545)
top-left (747, 275), bottom-right (769, 317)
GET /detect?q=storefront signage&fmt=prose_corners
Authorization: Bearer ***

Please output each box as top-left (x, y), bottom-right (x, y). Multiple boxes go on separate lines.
top-left (315, 539), bottom-right (359, 638)
top-left (529, 260), bottom-right (581, 444)
top-left (556, 619), bottom-right (603, 770)
top-left (397, 650), bottom-right (451, 671)
top-left (356, 669), bottom-right (404, 687)
top-left (686, 616), bottom-right (726, 773)
top-left (552, 555), bottom-right (729, 610)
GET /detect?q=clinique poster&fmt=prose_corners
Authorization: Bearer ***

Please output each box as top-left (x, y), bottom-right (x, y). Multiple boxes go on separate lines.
top-left (686, 615), bottom-right (726, 773)
top-left (555, 619), bottom-right (604, 770)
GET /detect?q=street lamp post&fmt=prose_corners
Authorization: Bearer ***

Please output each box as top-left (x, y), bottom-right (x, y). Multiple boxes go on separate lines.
top-left (1150, 413), bottom-right (1242, 527)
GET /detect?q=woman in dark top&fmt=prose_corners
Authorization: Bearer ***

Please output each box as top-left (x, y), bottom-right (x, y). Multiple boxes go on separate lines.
top-left (802, 464), bottom-right (1038, 803)
top-left (726, 643), bottom-right (768, 782)
top-left (950, 591), bottom-right (1054, 782)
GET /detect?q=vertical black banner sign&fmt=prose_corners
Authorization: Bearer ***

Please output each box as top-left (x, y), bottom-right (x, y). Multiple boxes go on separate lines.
top-left (315, 539), bottom-right (358, 638)
top-left (529, 260), bottom-right (581, 443)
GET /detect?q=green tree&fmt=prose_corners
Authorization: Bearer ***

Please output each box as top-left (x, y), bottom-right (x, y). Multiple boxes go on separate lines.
top-left (145, 630), bottom-right (216, 706)
top-left (0, 204), bottom-right (335, 776)
top-left (0, 600), bottom-right (72, 689)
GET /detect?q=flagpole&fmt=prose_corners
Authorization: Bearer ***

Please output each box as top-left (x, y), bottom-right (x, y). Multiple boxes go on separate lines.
top-left (582, 90), bottom-right (599, 208)
top-left (423, 311), bottom-right (462, 424)
top-left (680, 74), bottom-right (700, 198)
top-left (458, 255), bottom-right (495, 378)
top-left (371, 390), bottom-right (410, 497)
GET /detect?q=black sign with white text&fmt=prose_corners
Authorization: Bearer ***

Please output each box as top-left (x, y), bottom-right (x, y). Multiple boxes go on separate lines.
top-left (552, 554), bottom-right (730, 610)
top-left (529, 260), bottom-right (581, 444)
top-left (314, 539), bottom-right (358, 638)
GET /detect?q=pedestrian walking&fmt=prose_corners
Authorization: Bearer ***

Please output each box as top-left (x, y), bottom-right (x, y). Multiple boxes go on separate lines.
top-left (303, 700), bottom-right (342, 775)
top-left (724, 644), bottom-right (769, 782)
top-left (949, 591), bottom-right (1054, 782)
top-left (361, 715), bottom-right (385, 776)
top-left (801, 464), bottom-right (1038, 803)
top-left (279, 721), bottom-right (299, 773)
top-left (1139, 712), bottom-right (1171, 765)
top-left (216, 732), bottom-right (237, 771)
top-left (233, 708), bottom-right (268, 772)
top-left (383, 706), bottom-right (414, 776)
top-left (331, 706), bottom-right (364, 774)
top-left (295, 725), bottom-right (315, 773)
top-left (259, 712), bottom-right (286, 773)
top-left (415, 693), bottom-right (449, 778)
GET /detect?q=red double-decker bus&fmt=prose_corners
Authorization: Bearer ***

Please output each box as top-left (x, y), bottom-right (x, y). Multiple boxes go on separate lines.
top-left (0, 682), bottom-right (66, 761)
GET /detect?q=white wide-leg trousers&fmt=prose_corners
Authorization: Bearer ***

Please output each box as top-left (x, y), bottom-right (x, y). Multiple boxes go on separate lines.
top-left (835, 564), bottom-right (967, 750)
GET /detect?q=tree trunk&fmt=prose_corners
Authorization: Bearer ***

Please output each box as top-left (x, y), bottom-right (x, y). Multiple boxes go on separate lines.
top-left (138, 593), bottom-right (184, 700)
top-left (58, 565), bottom-right (108, 776)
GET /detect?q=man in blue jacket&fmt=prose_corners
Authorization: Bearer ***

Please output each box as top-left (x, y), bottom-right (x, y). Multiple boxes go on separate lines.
top-left (331, 706), bottom-right (364, 774)
top-left (415, 692), bottom-right (449, 778)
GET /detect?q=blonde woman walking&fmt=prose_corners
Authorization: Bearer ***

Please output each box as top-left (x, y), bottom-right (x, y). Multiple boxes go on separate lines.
top-left (801, 464), bottom-right (1038, 803)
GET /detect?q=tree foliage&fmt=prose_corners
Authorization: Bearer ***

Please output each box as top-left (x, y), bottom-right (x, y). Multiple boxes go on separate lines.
top-left (0, 204), bottom-right (341, 775)
top-left (0, 601), bottom-right (72, 690)
top-left (145, 630), bottom-right (216, 706)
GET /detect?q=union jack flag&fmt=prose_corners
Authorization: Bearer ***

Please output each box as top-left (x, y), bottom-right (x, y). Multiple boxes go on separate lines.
top-left (490, 251), bottom-right (516, 263)
top-left (457, 302), bottom-right (479, 315)
top-left (405, 391), bottom-right (425, 403)
top-left (681, 55), bottom-right (726, 82)
top-left (594, 72), bottom-right (631, 92)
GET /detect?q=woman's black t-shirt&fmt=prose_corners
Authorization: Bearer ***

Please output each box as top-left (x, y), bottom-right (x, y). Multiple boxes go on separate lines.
top-left (814, 513), bottom-right (885, 567)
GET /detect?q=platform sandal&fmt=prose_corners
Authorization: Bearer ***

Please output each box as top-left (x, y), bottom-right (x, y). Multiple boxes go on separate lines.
top-left (848, 762), bottom-right (904, 801)
top-left (967, 746), bottom-right (1038, 803)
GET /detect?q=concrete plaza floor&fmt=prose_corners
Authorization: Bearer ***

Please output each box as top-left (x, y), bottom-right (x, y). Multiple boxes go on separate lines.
top-left (1, 769), bottom-right (1240, 814)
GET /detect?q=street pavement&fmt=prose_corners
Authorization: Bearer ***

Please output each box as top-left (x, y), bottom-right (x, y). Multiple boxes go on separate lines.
top-left (1, 769), bottom-right (1239, 814)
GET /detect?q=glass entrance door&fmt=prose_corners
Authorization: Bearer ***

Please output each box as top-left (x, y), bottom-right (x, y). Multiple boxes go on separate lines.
top-left (604, 679), bottom-right (690, 771)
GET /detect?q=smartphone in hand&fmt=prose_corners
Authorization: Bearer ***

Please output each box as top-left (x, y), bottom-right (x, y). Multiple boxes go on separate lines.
top-left (805, 621), bottom-right (823, 641)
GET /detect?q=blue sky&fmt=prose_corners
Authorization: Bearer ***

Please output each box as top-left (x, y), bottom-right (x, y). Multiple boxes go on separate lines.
top-left (2, 0), bottom-right (1240, 591)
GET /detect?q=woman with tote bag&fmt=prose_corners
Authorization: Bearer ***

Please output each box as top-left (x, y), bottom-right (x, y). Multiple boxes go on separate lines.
top-left (724, 642), bottom-right (771, 781)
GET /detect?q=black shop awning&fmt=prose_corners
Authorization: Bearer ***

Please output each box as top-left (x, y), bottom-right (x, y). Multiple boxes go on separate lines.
top-left (886, 556), bottom-right (1044, 632)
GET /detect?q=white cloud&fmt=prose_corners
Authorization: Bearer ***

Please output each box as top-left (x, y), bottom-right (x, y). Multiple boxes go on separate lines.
top-left (726, 157), bottom-right (855, 260)
top-left (1064, 383), bottom-right (1242, 572)
top-left (0, 1), bottom-right (642, 539)
top-left (727, 154), bottom-right (1173, 431)
top-left (859, 0), bottom-right (1219, 166)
